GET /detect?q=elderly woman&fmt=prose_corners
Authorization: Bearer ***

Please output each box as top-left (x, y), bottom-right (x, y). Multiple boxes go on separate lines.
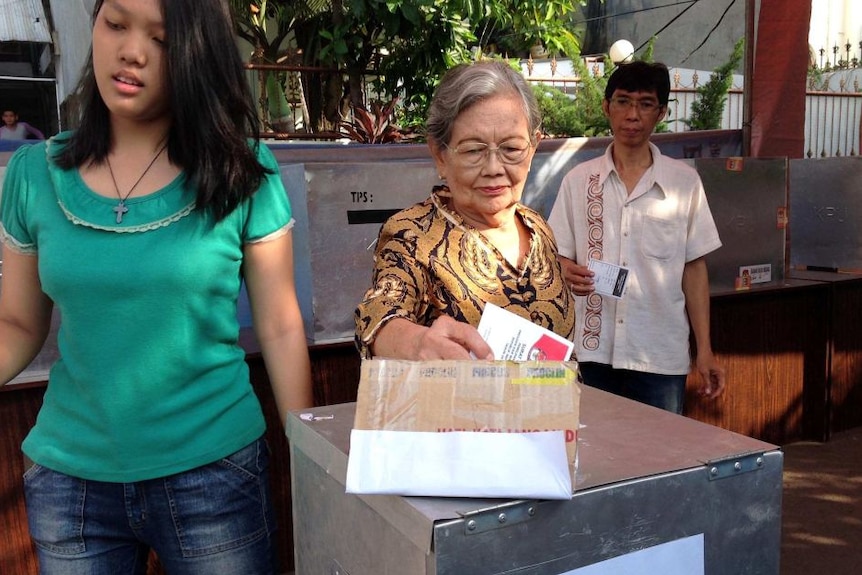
top-left (355, 60), bottom-right (575, 360)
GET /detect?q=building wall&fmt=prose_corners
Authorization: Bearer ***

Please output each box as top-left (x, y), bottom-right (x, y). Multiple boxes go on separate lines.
top-left (809, 0), bottom-right (862, 66)
top-left (583, 0), bottom-right (747, 72)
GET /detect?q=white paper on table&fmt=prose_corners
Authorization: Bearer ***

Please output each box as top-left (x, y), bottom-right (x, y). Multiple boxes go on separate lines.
top-left (477, 302), bottom-right (575, 361)
top-left (345, 429), bottom-right (573, 499)
top-left (588, 258), bottom-right (629, 299)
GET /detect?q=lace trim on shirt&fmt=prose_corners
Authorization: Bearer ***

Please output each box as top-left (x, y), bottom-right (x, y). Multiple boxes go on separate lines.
top-left (246, 218), bottom-right (295, 244)
top-left (0, 222), bottom-right (37, 254)
top-left (57, 199), bottom-right (197, 234)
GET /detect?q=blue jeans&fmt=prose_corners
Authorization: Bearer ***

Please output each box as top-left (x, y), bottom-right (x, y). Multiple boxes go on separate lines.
top-left (23, 437), bottom-right (277, 575)
top-left (578, 362), bottom-right (687, 414)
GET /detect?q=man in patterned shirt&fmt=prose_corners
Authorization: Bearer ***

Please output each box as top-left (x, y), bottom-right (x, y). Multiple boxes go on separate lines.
top-left (548, 61), bottom-right (725, 413)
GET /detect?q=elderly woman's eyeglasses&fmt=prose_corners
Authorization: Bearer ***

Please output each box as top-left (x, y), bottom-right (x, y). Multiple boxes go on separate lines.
top-left (609, 96), bottom-right (662, 113)
top-left (444, 139), bottom-right (533, 167)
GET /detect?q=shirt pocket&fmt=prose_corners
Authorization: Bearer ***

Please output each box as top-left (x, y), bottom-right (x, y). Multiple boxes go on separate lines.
top-left (640, 214), bottom-right (683, 261)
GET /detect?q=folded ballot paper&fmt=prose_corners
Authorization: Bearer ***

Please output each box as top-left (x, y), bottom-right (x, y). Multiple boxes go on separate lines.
top-left (345, 358), bottom-right (580, 500)
top-left (477, 302), bottom-right (575, 361)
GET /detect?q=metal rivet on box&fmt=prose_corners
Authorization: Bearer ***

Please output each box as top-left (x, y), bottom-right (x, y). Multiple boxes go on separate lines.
top-left (710, 466), bottom-right (719, 476)
top-left (734, 462), bottom-right (742, 471)
top-left (498, 513), bottom-right (507, 524)
top-left (467, 520), bottom-right (477, 531)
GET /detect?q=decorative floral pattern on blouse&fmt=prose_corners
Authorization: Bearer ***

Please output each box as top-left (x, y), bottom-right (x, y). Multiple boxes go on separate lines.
top-left (355, 186), bottom-right (575, 358)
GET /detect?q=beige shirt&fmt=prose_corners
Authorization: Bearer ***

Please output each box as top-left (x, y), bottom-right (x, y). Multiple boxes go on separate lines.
top-left (548, 144), bottom-right (722, 374)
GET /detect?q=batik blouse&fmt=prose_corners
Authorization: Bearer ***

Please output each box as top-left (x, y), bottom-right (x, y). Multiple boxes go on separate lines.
top-left (355, 186), bottom-right (575, 358)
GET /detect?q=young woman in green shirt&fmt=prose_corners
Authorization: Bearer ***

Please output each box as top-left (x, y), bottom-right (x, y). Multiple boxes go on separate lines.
top-left (0, 0), bottom-right (312, 572)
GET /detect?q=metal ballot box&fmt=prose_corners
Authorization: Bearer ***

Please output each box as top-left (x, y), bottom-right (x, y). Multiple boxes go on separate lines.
top-left (286, 386), bottom-right (782, 575)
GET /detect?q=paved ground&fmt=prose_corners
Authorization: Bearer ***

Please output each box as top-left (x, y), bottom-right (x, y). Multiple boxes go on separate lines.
top-left (780, 426), bottom-right (862, 574)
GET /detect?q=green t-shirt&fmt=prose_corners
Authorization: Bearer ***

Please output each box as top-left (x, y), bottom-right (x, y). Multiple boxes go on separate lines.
top-left (0, 134), bottom-right (293, 482)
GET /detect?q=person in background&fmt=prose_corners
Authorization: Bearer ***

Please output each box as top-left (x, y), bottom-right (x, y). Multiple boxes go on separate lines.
top-left (355, 60), bottom-right (575, 360)
top-left (547, 60), bottom-right (725, 414)
top-left (1, 109), bottom-right (46, 140)
top-left (0, 0), bottom-right (312, 573)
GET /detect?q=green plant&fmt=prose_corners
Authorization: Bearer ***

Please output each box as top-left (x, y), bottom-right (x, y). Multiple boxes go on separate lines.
top-left (533, 85), bottom-right (581, 137)
top-left (339, 97), bottom-right (417, 143)
top-left (807, 65), bottom-right (826, 90)
top-left (570, 57), bottom-right (611, 137)
top-left (265, 72), bottom-right (293, 131)
top-left (394, 94), bottom-right (430, 141)
top-left (229, 0), bottom-right (329, 132)
top-left (531, 55), bottom-right (612, 139)
top-left (686, 38), bottom-right (744, 130)
top-left (494, 0), bottom-right (583, 58)
top-left (233, 1), bottom-right (590, 135)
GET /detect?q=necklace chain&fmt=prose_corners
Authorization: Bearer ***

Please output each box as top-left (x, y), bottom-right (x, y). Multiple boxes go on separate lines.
top-left (107, 143), bottom-right (168, 224)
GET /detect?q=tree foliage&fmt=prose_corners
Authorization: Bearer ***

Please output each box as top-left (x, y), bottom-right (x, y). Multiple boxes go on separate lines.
top-left (532, 66), bottom-right (610, 138)
top-left (686, 38), bottom-right (744, 131)
top-left (228, 0), bottom-right (589, 135)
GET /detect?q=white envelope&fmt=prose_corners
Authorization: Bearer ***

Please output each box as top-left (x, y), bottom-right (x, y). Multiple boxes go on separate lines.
top-left (345, 429), bottom-right (572, 499)
top-left (345, 359), bottom-right (580, 500)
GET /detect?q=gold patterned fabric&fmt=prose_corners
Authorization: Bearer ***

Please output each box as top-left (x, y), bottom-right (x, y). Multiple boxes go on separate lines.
top-left (355, 186), bottom-right (576, 358)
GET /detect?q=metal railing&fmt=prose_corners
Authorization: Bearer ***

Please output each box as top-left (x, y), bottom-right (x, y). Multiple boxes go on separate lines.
top-left (804, 89), bottom-right (862, 157)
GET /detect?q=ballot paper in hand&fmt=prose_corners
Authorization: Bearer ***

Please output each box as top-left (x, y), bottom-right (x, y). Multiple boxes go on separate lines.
top-left (588, 258), bottom-right (629, 299)
top-left (477, 302), bottom-right (575, 361)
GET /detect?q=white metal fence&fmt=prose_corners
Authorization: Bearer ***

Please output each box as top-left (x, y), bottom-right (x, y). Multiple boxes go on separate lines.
top-left (804, 90), bottom-right (862, 157)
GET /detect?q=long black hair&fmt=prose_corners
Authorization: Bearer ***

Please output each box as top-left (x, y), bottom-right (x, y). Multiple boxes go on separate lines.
top-left (55, 0), bottom-right (268, 222)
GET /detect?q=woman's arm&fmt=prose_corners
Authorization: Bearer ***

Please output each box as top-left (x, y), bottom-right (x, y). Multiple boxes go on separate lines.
top-left (0, 246), bottom-right (53, 385)
top-left (23, 123), bottom-right (45, 140)
top-left (371, 315), bottom-right (493, 360)
top-left (243, 230), bottom-right (313, 426)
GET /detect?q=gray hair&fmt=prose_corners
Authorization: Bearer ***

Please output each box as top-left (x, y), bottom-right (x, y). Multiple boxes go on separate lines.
top-left (426, 60), bottom-right (541, 147)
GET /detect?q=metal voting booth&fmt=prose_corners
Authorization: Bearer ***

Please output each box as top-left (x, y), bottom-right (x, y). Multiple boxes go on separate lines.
top-left (789, 156), bottom-right (862, 272)
top-left (279, 135), bottom-right (774, 345)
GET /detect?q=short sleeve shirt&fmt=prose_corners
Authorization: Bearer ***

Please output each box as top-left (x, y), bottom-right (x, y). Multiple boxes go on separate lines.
top-left (0, 134), bottom-right (293, 482)
top-left (547, 143), bottom-right (721, 375)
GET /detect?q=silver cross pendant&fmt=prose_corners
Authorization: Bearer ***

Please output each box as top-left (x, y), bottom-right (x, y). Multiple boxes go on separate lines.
top-left (113, 200), bottom-right (128, 224)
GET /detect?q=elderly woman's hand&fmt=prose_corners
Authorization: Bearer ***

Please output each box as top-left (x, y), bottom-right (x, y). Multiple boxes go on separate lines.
top-left (371, 316), bottom-right (495, 360)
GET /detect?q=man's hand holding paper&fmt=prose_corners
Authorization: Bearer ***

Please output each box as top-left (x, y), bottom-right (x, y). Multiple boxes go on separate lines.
top-left (588, 258), bottom-right (629, 299)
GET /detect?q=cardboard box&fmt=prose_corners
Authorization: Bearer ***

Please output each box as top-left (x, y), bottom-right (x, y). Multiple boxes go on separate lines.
top-left (345, 359), bottom-right (580, 499)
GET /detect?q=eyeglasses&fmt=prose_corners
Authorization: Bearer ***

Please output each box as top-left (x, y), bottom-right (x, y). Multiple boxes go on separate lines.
top-left (444, 139), bottom-right (533, 167)
top-left (609, 96), bottom-right (662, 114)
